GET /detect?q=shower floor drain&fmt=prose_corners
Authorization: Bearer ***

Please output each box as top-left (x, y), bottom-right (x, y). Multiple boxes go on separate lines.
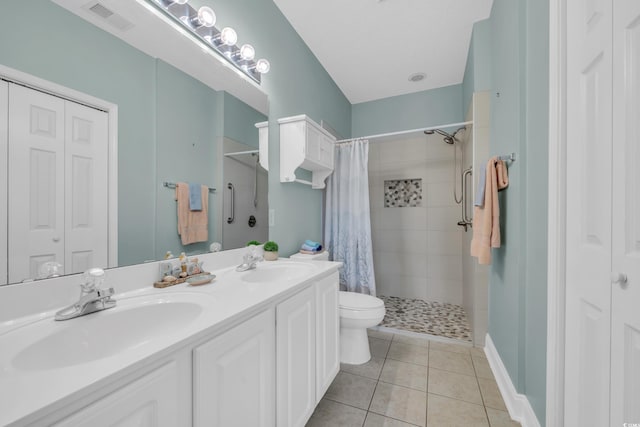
top-left (378, 295), bottom-right (472, 342)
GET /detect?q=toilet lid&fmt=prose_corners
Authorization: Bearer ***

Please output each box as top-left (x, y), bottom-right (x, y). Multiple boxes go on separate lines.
top-left (339, 291), bottom-right (384, 310)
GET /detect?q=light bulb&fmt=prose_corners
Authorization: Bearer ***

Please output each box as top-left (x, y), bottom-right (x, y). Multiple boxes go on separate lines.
top-left (173, 0), bottom-right (188, 4)
top-left (220, 27), bottom-right (237, 46)
top-left (239, 44), bottom-right (255, 61)
top-left (195, 6), bottom-right (216, 27)
top-left (255, 59), bottom-right (270, 74)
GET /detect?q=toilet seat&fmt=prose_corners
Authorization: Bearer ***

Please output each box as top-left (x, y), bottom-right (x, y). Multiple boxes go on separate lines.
top-left (339, 291), bottom-right (384, 310)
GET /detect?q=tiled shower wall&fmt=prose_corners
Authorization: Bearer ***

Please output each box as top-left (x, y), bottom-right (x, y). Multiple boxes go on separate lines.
top-left (368, 135), bottom-right (463, 304)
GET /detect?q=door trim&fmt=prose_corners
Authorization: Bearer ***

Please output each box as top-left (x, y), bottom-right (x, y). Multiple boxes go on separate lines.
top-left (546, 0), bottom-right (567, 426)
top-left (0, 64), bottom-right (119, 268)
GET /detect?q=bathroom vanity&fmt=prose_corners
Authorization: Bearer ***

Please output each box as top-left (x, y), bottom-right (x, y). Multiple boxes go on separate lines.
top-left (0, 250), bottom-right (340, 427)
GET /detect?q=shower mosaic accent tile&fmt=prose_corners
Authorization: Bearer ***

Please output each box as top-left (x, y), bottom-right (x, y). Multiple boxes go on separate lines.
top-left (384, 179), bottom-right (422, 208)
top-left (378, 295), bottom-right (472, 342)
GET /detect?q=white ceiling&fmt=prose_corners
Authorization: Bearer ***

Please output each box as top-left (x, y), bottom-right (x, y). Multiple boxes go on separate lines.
top-left (273, 0), bottom-right (493, 104)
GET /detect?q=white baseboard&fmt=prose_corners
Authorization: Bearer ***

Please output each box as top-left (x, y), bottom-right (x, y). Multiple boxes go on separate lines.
top-left (484, 334), bottom-right (542, 427)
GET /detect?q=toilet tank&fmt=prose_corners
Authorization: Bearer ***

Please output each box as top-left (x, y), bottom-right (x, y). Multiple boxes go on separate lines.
top-left (289, 251), bottom-right (330, 261)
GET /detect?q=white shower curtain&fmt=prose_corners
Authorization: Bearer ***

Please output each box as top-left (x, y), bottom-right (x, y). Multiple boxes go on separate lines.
top-left (325, 139), bottom-right (376, 296)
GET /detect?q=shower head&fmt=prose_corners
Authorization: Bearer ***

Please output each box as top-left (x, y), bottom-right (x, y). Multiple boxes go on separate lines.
top-left (424, 127), bottom-right (467, 144)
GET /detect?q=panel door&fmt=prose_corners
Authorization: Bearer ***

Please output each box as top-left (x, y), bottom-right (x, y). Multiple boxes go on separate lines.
top-left (319, 135), bottom-right (334, 169)
top-left (193, 309), bottom-right (275, 427)
top-left (315, 273), bottom-right (340, 401)
top-left (0, 81), bottom-right (7, 285)
top-left (53, 361), bottom-right (185, 427)
top-left (8, 84), bottom-right (65, 282)
top-left (305, 124), bottom-right (322, 164)
top-left (564, 0), bottom-right (613, 425)
top-left (64, 100), bottom-right (108, 274)
top-left (277, 286), bottom-right (316, 427)
top-left (610, 1), bottom-right (640, 425)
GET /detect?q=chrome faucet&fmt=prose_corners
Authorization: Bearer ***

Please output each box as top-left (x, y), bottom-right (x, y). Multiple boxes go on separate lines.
top-left (236, 252), bottom-right (261, 272)
top-left (55, 268), bottom-right (116, 321)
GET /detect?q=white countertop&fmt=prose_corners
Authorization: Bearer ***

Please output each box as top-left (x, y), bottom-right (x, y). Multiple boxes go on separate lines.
top-left (0, 257), bottom-right (341, 426)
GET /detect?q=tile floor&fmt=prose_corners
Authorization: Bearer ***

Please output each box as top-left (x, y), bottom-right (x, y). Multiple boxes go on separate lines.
top-left (379, 296), bottom-right (472, 342)
top-left (306, 329), bottom-right (520, 427)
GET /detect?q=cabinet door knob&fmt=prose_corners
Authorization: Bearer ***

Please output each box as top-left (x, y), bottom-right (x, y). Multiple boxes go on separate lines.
top-left (611, 272), bottom-right (628, 285)
top-left (52, 237), bottom-right (60, 243)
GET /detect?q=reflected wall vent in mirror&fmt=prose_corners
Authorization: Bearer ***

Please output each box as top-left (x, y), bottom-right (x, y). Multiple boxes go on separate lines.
top-left (84, 2), bottom-right (134, 31)
top-left (141, 0), bottom-right (270, 84)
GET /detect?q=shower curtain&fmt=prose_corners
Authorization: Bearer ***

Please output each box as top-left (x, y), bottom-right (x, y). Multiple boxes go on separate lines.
top-left (325, 139), bottom-right (376, 296)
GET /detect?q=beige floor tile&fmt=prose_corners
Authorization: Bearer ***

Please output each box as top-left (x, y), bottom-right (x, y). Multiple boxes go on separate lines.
top-left (472, 355), bottom-right (495, 380)
top-left (370, 382), bottom-right (427, 427)
top-left (427, 393), bottom-right (489, 427)
top-left (368, 328), bottom-right (395, 341)
top-left (429, 341), bottom-right (472, 354)
top-left (478, 377), bottom-right (508, 411)
top-left (387, 342), bottom-right (430, 366)
top-left (364, 412), bottom-right (420, 427)
top-left (324, 371), bottom-right (378, 410)
top-left (470, 346), bottom-right (488, 359)
top-left (341, 357), bottom-right (386, 380)
top-left (379, 359), bottom-right (429, 391)
top-left (306, 399), bottom-right (367, 427)
top-left (486, 408), bottom-right (521, 427)
top-left (370, 337), bottom-right (392, 358)
top-left (429, 349), bottom-right (475, 375)
top-left (428, 367), bottom-right (483, 404)
top-left (392, 334), bottom-right (430, 348)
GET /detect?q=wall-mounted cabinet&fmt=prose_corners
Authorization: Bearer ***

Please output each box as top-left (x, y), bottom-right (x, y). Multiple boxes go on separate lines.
top-left (278, 115), bottom-right (335, 189)
top-left (256, 121), bottom-right (269, 171)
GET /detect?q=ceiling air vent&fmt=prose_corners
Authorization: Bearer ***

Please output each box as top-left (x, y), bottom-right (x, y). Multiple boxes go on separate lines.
top-left (83, 2), bottom-right (134, 31)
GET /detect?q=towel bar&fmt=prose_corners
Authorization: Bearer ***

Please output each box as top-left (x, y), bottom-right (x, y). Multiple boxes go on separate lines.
top-left (163, 182), bottom-right (216, 193)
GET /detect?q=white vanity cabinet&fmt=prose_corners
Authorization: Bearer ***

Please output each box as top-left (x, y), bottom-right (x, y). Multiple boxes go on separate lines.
top-left (193, 308), bottom-right (276, 427)
top-left (314, 273), bottom-right (340, 399)
top-left (276, 286), bottom-right (317, 427)
top-left (278, 115), bottom-right (336, 189)
top-left (276, 272), bottom-right (339, 427)
top-left (45, 352), bottom-right (192, 427)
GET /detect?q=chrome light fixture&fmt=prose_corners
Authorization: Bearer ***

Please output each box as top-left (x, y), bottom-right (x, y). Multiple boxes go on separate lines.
top-left (147, 0), bottom-right (270, 84)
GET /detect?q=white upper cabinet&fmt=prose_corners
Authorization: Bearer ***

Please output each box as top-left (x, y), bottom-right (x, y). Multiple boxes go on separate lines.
top-left (278, 115), bottom-right (335, 189)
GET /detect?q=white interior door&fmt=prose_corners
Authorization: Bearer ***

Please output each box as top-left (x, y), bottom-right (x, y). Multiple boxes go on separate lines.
top-left (610, 1), bottom-right (640, 425)
top-left (8, 84), bottom-right (65, 282)
top-left (64, 100), bottom-right (108, 274)
top-left (564, 0), bottom-right (613, 425)
top-left (0, 81), bottom-right (7, 285)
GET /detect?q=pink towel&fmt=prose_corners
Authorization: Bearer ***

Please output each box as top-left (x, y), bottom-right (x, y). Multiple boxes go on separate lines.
top-left (470, 157), bottom-right (509, 264)
top-left (175, 182), bottom-right (209, 245)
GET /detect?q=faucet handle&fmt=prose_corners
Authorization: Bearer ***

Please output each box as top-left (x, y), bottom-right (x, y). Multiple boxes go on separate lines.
top-left (81, 268), bottom-right (105, 293)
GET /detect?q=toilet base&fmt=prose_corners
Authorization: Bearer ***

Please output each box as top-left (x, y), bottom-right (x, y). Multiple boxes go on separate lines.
top-left (340, 327), bottom-right (371, 365)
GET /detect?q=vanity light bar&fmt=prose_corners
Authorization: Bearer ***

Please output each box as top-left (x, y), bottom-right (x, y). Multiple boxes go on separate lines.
top-left (146, 0), bottom-right (269, 84)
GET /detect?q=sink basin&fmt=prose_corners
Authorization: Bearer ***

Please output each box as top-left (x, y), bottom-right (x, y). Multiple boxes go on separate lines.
top-left (13, 294), bottom-right (206, 371)
top-left (239, 261), bottom-right (317, 283)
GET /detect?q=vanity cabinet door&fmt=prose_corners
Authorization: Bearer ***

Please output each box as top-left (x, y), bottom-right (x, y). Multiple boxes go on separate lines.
top-left (193, 308), bottom-right (276, 427)
top-left (276, 285), bottom-right (316, 427)
top-left (315, 272), bottom-right (340, 401)
top-left (52, 359), bottom-right (188, 427)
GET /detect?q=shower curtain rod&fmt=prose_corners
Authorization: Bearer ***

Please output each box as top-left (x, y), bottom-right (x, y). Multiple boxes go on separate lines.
top-left (335, 120), bottom-right (473, 144)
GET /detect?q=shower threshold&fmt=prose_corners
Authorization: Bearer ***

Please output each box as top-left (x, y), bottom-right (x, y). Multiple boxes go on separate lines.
top-left (377, 295), bottom-right (472, 343)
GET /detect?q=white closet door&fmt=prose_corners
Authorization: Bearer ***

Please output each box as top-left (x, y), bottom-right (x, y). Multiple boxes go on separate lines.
top-left (64, 100), bottom-right (108, 274)
top-left (564, 0), bottom-right (613, 425)
top-left (8, 84), bottom-right (65, 282)
top-left (610, 1), bottom-right (640, 425)
top-left (0, 81), bottom-right (7, 285)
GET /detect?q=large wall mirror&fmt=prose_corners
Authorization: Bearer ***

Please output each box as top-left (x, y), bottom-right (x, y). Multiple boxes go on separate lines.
top-left (0, 0), bottom-right (268, 285)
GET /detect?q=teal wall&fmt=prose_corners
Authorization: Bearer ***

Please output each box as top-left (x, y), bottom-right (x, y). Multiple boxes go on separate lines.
top-left (462, 20), bottom-right (492, 113)
top-left (351, 85), bottom-right (464, 137)
top-left (204, 0), bottom-right (352, 255)
top-left (0, 0), bottom-right (268, 266)
top-left (463, 0), bottom-right (549, 423)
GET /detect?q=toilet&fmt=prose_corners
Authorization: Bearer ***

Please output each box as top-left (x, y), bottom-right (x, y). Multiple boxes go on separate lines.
top-left (338, 291), bottom-right (385, 365)
top-left (289, 251), bottom-right (386, 365)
